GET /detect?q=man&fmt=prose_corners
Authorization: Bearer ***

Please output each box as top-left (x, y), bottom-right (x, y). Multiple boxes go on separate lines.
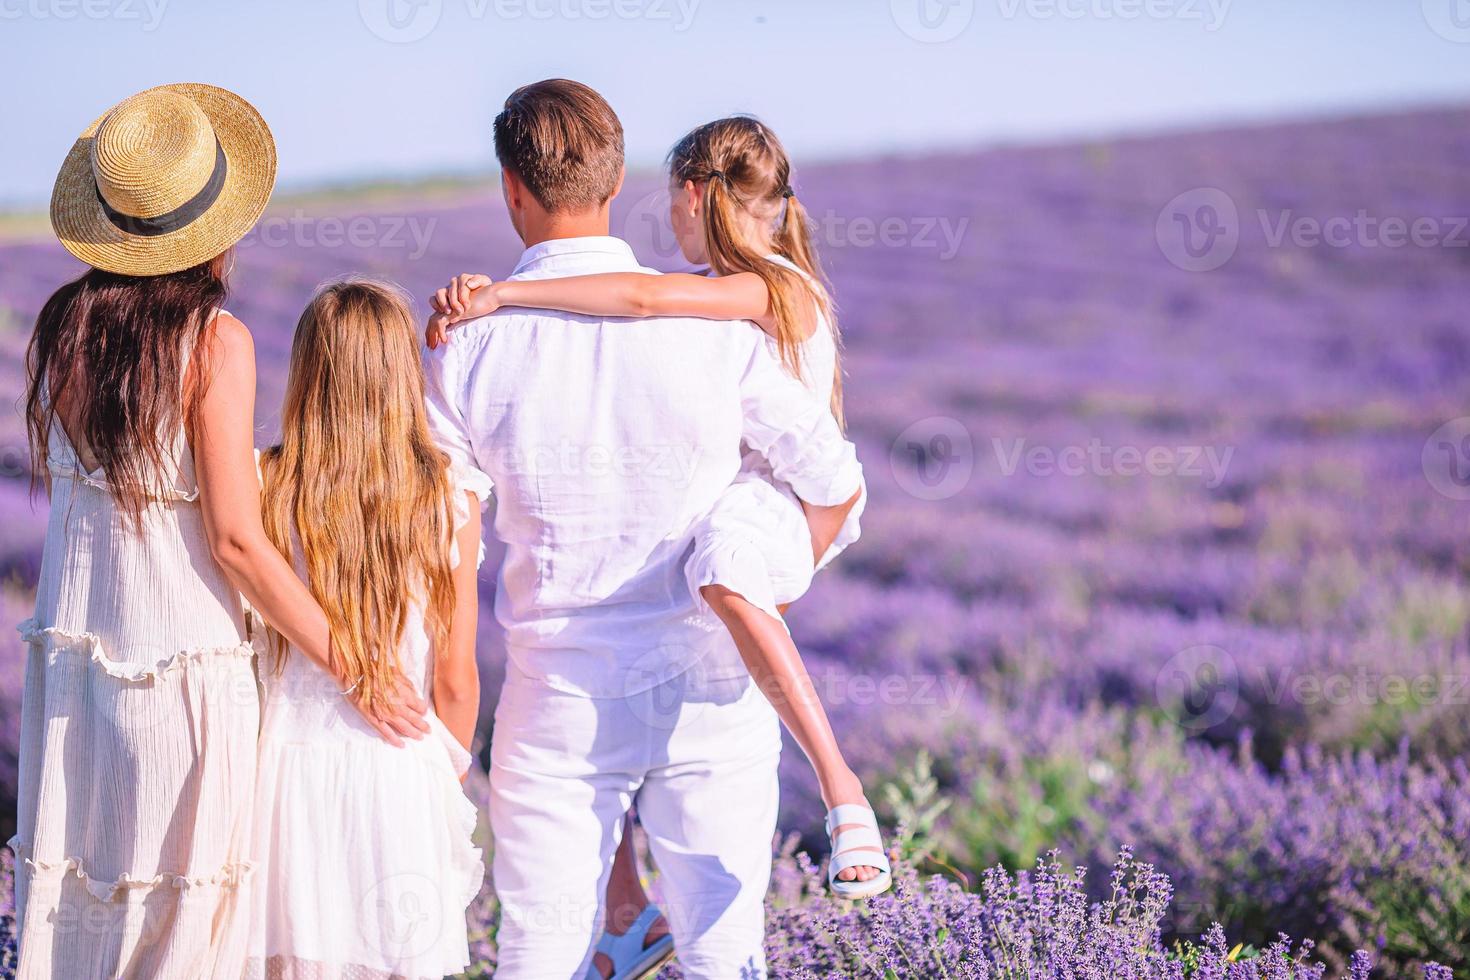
top-left (423, 79), bottom-right (863, 978)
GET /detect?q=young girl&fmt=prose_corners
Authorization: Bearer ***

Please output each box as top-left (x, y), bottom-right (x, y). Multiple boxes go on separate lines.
top-left (251, 280), bottom-right (485, 980)
top-left (428, 116), bottom-right (890, 909)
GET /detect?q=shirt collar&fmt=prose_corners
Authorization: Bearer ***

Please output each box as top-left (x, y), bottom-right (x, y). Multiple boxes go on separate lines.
top-left (511, 236), bottom-right (640, 276)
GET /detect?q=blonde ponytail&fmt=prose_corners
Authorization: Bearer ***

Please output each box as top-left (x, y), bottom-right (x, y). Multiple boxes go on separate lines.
top-left (670, 117), bottom-right (845, 428)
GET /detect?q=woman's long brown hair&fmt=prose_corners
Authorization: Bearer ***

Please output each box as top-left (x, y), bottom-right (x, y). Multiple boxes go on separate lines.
top-left (25, 255), bottom-right (229, 521)
top-left (669, 116), bottom-right (845, 424)
top-left (258, 279), bottom-right (455, 711)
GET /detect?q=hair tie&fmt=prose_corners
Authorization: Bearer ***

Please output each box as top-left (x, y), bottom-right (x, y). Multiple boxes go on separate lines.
top-left (781, 185), bottom-right (795, 199)
top-left (707, 169), bottom-right (731, 186)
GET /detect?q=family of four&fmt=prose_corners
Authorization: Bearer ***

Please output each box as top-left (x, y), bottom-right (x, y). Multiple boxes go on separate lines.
top-left (14, 78), bottom-right (888, 980)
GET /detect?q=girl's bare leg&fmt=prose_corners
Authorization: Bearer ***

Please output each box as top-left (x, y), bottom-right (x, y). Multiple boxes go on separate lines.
top-left (700, 584), bottom-right (884, 883)
top-left (595, 811), bottom-right (670, 978)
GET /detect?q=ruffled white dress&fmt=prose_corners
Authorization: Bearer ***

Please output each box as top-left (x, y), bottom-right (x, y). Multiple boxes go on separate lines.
top-left (684, 255), bottom-right (864, 619)
top-left (12, 422), bottom-right (261, 979)
top-left (245, 470), bottom-right (485, 980)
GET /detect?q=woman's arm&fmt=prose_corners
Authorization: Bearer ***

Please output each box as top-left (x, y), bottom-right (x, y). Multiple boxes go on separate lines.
top-left (426, 271), bottom-right (773, 348)
top-left (191, 313), bottom-right (429, 746)
top-left (434, 493), bottom-right (482, 757)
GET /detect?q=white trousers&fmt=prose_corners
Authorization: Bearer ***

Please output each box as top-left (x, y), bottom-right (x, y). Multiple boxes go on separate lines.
top-left (488, 657), bottom-right (781, 979)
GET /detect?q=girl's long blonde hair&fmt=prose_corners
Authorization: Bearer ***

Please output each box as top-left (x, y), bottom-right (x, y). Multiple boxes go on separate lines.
top-left (668, 116), bottom-right (845, 425)
top-left (259, 279), bottom-right (456, 711)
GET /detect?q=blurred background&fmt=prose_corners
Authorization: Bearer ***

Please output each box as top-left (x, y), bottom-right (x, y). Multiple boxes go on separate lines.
top-left (3, 1), bottom-right (1470, 975)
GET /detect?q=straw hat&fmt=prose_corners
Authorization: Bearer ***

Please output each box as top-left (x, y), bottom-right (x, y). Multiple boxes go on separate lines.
top-left (50, 83), bottom-right (276, 276)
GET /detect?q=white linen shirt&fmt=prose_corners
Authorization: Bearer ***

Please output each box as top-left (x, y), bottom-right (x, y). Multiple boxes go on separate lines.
top-left (422, 236), bottom-right (863, 698)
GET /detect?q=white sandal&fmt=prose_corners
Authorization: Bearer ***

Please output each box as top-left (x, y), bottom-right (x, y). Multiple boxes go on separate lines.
top-left (825, 803), bottom-right (893, 900)
top-left (583, 904), bottom-right (676, 980)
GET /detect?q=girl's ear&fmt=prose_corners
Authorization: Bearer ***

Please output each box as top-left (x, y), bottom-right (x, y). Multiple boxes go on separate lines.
top-left (682, 179), bottom-right (701, 217)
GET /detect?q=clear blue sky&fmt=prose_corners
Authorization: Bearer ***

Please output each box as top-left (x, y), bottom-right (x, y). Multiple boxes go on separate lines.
top-left (3, 0), bottom-right (1468, 206)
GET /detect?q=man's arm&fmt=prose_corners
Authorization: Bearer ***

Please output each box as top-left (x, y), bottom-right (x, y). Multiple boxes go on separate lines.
top-left (421, 340), bottom-right (494, 503)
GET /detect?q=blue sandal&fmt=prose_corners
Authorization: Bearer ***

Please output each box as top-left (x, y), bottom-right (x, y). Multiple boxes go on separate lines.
top-left (584, 904), bottom-right (676, 980)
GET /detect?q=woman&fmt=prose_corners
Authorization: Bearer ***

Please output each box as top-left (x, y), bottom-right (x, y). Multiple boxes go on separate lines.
top-left (15, 84), bottom-right (427, 979)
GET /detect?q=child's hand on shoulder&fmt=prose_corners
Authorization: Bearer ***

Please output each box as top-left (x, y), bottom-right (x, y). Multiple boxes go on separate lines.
top-left (426, 273), bottom-right (498, 349)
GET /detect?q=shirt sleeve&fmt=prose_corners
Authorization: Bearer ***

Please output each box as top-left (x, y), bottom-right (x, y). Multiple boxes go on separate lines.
top-left (736, 329), bottom-right (863, 506)
top-left (422, 342), bottom-right (494, 505)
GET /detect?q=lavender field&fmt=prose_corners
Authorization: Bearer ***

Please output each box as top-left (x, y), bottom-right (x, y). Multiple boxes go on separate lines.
top-left (2, 106), bottom-right (1469, 977)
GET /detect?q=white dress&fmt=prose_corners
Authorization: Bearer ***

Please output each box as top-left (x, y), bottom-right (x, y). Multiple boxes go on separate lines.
top-left (12, 421), bottom-right (261, 979)
top-left (684, 254), bottom-right (864, 619)
top-left (246, 469), bottom-right (485, 980)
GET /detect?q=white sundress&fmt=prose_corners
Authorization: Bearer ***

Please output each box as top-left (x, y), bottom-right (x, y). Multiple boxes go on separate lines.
top-left (684, 254), bottom-right (864, 619)
top-left (246, 467), bottom-right (485, 980)
top-left (13, 421), bottom-right (261, 980)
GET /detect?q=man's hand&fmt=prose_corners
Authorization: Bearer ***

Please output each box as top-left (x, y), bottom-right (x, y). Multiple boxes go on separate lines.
top-left (800, 486), bottom-right (864, 567)
top-left (426, 272), bottom-right (497, 349)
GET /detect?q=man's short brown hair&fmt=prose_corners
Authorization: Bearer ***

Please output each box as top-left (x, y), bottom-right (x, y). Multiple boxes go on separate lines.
top-left (494, 79), bottom-right (625, 214)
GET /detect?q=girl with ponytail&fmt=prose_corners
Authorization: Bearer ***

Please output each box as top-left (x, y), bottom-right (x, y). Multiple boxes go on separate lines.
top-left (429, 116), bottom-right (890, 907)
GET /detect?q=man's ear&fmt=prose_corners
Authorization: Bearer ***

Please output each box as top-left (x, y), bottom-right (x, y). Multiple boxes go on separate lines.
top-left (501, 168), bottom-right (524, 210)
top-left (608, 164), bottom-right (626, 203)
